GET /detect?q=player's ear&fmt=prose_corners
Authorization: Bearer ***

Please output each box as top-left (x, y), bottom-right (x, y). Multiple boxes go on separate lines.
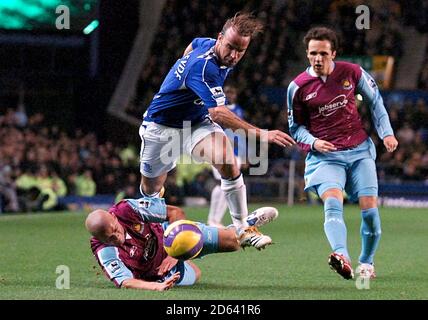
top-left (331, 50), bottom-right (336, 60)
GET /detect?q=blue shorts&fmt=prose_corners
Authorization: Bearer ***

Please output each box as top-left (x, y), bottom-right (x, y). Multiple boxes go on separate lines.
top-left (304, 138), bottom-right (378, 201)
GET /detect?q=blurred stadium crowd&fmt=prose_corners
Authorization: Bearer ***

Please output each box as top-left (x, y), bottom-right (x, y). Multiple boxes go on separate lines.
top-left (1, 0), bottom-right (428, 212)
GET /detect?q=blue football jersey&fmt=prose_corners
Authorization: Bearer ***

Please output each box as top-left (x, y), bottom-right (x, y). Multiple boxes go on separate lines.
top-left (143, 38), bottom-right (232, 128)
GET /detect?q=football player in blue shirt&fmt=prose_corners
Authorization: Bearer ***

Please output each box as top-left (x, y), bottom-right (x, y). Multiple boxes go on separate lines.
top-left (139, 12), bottom-right (295, 250)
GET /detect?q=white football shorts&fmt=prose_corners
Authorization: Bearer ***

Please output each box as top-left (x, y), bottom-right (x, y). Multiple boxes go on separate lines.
top-left (139, 118), bottom-right (224, 178)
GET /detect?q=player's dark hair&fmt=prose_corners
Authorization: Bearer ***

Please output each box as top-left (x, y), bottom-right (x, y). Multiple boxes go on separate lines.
top-left (303, 27), bottom-right (339, 52)
top-left (221, 12), bottom-right (263, 38)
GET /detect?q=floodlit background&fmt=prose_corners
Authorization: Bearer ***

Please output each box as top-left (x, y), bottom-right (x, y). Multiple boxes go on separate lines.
top-left (0, 0), bottom-right (427, 300)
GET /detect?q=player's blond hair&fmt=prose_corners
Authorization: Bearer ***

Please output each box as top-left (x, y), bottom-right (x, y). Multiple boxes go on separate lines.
top-left (221, 12), bottom-right (263, 38)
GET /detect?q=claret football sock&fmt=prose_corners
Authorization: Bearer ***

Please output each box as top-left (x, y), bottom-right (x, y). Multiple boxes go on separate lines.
top-left (324, 197), bottom-right (350, 259)
top-left (359, 207), bottom-right (381, 264)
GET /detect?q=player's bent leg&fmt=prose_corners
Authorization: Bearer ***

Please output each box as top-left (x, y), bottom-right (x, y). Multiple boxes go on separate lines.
top-left (218, 228), bottom-right (241, 252)
top-left (195, 223), bottom-right (240, 256)
top-left (192, 130), bottom-right (272, 250)
top-left (193, 133), bottom-right (246, 227)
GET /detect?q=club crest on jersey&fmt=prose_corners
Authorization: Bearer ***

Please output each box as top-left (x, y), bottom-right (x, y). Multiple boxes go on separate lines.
top-left (133, 223), bottom-right (144, 234)
top-left (143, 162), bottom-right (152, 173)
top-left (305, 91), bottom-right (317, 101)
top-left (342, 79), bottom-right (353, 90)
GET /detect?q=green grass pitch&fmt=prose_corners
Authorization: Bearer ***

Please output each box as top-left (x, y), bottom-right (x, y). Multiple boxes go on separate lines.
top-left (0, 204), bottom-right (427, 300)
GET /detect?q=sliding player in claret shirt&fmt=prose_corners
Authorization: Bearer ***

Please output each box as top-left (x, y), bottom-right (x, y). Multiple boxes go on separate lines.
top-left (85, 197), bottom-right (278, 291)
top-left (287, 27), bottom-right (398, 280)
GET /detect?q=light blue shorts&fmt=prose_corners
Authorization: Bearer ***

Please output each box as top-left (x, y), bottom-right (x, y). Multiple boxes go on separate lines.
top-left (304, 138), bottom-right (378, 201)
top-left (165, 260), bottom-right (198, 286)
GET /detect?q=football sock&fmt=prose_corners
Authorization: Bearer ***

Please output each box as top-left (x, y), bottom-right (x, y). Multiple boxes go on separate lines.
top-left (324, 197), bottom-right (350, 259)
top-left (139, 185), bottom-right (162, 198)
top-left (359, 207), bottom-right (381, 264)
top-left (208, 185), bottom-right (227, 224)
top-left (221, 174), bottom-right (248, 231)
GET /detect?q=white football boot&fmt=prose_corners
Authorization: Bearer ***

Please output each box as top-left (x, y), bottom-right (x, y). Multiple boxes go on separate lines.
top-left (356, 263), bottom-right (376, 279)
top-left (238, 226), bottom-right (272, 250)
top-left (246, 207), bottom-right (279, 227)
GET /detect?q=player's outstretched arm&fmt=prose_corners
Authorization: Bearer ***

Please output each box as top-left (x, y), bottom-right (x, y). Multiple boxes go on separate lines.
top-left (121, 272), bottom-right (180, 291)
top-left (208, 106), bottom-right (295, 147)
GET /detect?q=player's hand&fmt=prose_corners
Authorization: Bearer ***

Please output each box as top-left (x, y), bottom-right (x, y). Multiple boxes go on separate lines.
top-left (313, 139), bottom-right (337, 153)
top-left (156, 272), bottom-right (180, 291)
top-left (157, 255), bottom-right (178, 276)
top-left (267, 130), bottom-right (296, 147)
top-left (383, 135), bottom-right (398, 152)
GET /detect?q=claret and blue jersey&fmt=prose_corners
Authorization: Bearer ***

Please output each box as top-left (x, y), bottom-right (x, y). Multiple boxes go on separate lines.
top-left (287, 61), bottom-right (394, 151)
top-left (143, 38), bottom-right (233, 128)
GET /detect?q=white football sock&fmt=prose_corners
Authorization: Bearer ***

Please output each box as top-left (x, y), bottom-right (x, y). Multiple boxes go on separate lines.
top-left (221, 174), bottom-right (249, 231)
top-left (140, 184), bottom-right (161, 198)
top-left (208, 185), bottom-right (227, 224)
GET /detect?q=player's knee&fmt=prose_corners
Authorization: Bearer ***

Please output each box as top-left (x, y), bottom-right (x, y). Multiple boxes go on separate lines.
top-left (359, 196), bottom-right (377, 210)
top-left (320, 188), bottom-right (343, 202)
top-left (216, 163), bottom-right (240, 179)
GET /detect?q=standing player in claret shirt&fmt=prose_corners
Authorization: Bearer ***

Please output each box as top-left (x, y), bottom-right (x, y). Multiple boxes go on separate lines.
top-left (287, 27), bottom-right (398, 280)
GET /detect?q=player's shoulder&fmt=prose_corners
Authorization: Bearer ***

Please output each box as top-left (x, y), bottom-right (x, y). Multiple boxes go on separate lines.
top-left (192, 37), bottom-right (216, 50)
top-left (335, 60), bottom-right (362, 77)
top-left (90, 236), bottom-right (106, 254)
top-left (289, 68), bottom-right (314, 89)
top-left (189, 52), bottom-right (222, 79)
